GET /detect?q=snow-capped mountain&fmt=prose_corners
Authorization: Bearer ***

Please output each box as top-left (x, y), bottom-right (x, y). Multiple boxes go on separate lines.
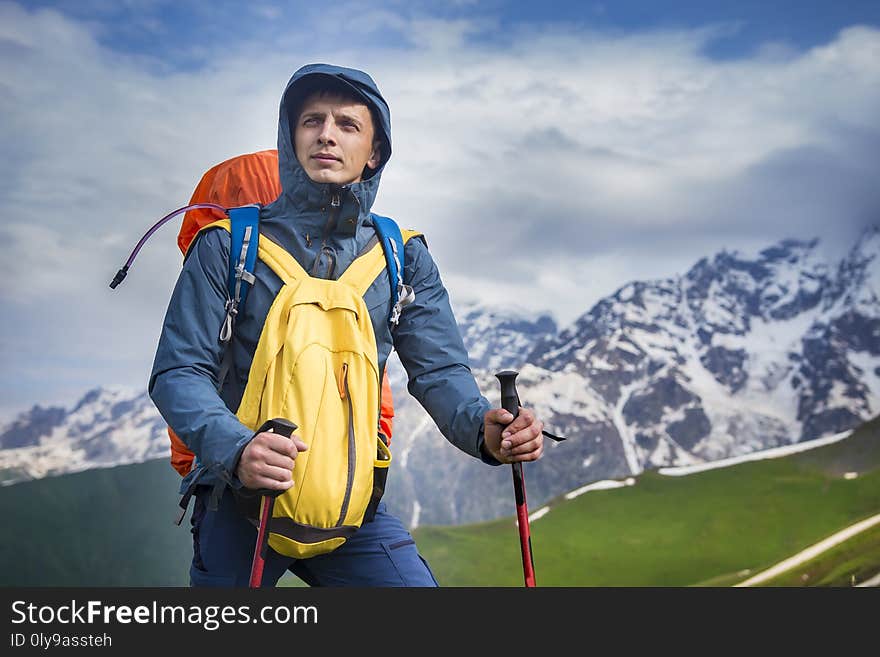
top-left (456, 301), bottom-right (557, 372)
top-left (1, 227), bottom-right (877, 528)
top-left (385, 226), bottom-right (879, 524)
top-left (527, 227), bottom-right (879, 469)
top-left (0, 387), bottom-right (168, 484)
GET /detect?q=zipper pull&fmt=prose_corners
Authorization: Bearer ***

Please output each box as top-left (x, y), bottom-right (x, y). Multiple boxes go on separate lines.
top-left (337, 363), bottom-right (349, 399)
top-left (330, 193), bottom-right (341, 208)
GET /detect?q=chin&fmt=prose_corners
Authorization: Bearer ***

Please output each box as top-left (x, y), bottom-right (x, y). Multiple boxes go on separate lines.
top-left (307, 169), bottom-right (354, 186)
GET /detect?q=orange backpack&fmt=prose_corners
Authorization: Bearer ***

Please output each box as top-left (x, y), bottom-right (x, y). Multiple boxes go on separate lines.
top-left (167, 149), bottom-right (395, 476)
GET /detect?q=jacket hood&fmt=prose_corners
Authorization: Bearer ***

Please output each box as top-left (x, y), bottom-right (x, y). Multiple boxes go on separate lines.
top-left (272, 63), bottom-right (392, 224)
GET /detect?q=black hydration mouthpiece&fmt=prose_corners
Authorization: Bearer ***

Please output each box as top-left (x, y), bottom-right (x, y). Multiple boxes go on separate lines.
top-left (109, 266), bottom-right (129, 289)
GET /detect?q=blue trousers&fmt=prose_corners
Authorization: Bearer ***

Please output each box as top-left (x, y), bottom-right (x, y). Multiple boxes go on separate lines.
top-left (189, 486), bottom-right (439, 587)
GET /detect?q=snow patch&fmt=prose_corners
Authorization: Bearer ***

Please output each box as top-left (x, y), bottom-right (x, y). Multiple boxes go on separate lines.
top-left (528, 506), bottom-right (550, 522)
top-left (658, 429), bottom-right (853, 476)
top-left (611, 382), bottom-right (641, 475)
top-left (564, 477), bottom-right (636, 500)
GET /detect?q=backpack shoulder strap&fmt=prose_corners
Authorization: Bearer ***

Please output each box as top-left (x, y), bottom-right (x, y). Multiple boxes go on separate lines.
top-left (192, 206), bottom-right (260, 391)
top-left (226, 205), bottom-right (261, 312)
top-left (371, 213), bottom-right (420, 327)
top-left (189, 205), bottom-right (260, 318)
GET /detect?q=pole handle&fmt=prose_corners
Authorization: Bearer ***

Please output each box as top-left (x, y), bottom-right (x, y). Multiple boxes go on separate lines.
top-left (248, 418), bottom-right (298, 499)
top-left (496, 369), bottom-right (521, 419)
top-left (497, 370), bottom-right (566, 443)
top-left (256, 417), bottom-right (297, 438)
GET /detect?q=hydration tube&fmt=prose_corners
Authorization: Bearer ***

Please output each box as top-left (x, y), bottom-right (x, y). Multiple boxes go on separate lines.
top-left (109, 203), bottom-right (227, 289)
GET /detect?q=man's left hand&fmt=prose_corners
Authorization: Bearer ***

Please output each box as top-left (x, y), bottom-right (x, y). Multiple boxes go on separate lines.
top-left (482, 407), bottom-right (544, 464)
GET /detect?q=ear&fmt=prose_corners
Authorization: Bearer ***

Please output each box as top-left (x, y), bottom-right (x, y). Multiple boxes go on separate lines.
top-left (366, 141), bottom-right (382, 171)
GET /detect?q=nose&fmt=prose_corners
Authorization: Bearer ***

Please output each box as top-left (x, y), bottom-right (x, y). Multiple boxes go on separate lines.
top-left (317, 119), bottom-right (337, 146)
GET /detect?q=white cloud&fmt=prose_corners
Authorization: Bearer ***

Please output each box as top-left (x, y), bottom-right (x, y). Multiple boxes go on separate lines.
top-left (1, 3), bottom-right (878, 414)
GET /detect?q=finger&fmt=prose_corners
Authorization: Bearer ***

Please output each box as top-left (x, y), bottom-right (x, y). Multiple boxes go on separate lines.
top-left (504, 433), bottom-right (544, 457)
top-left (501, 408), bottom-right (535, 437)
top-left (501, 420), bottom-right (544, 449)
top-left (251, 476), bottom-right (294, 492)
top-left (257, 432), bottom-right (294, 453)
top-left (487, 409), bottom-right (514, 428)
top-left (500, 438), bottom-right (544, 462)
top-left (502, 424), bottom-right (542, 448)
top-left (510, 444), bottom-right (544, 462)
top-left (262, 451), bottom-right (295, 471)
top-left (257, 432), bottom-right (305, 459)
top-left (241, 460), bottom-right (294, 490)
top-left (258, 464), bottom-right (294, 484)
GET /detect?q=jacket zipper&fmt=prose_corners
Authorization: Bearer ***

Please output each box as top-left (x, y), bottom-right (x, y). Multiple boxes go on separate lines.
top-left (322, 191), bottom-right (341, 278)
top-left (310, 190), bottom-right (341, 278)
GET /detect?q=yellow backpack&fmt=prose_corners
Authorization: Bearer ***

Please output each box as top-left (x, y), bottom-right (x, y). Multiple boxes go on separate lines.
top-left (203, 217), bottom-right (420, 559)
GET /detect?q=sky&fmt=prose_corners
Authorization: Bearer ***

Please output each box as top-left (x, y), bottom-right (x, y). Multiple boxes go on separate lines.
top-left (1, 0), bottom-right (879, 420)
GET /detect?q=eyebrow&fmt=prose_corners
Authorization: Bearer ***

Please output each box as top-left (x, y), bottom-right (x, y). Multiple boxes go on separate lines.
top-left (300, 109), bottom-right (364, 128)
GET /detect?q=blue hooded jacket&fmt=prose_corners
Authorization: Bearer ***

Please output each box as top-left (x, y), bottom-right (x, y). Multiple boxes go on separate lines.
top-left (149, 64), bottom-right (495, 498)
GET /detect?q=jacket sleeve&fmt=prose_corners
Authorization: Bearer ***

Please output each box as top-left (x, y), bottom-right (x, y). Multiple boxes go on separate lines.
top-left (392, 236), bottom-right (498, 464)
top-left (148, 228), bottom-right (254, 487)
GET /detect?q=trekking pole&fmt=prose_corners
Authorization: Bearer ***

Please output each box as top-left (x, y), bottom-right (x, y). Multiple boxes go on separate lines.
top-left (495, 370), bottom-right (536, 587)
top-left (248, 418), bottom-right (298, 588)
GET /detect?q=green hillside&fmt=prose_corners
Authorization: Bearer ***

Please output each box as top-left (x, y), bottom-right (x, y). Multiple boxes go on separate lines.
top-left (413, 417), bottom-right (880, 586)
top-left (0, 417), bottom-right (877, 587)
top-left (747, 521), bottom-right (880, 587)
top-left (0, 459), bottom-right (192, 586)
top-left (693, 521), bottom-right (880, 587)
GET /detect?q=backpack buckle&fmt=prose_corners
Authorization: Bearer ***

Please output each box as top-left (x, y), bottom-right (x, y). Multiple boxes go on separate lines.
top-left (219, 298), bottom-right (238, 343)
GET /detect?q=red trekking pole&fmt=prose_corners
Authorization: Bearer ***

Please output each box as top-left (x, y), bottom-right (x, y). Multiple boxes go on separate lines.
top-left (248, 418), bottom-right (298, 588)
top-left (496, 370), bottom-right (536, 587)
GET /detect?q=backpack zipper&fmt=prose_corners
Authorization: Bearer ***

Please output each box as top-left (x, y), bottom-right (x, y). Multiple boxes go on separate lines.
top-left (337, 362), bottom-right (355, 526)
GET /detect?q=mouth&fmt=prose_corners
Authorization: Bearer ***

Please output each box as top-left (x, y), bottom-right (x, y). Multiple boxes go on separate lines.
top-left (312, 152), bottom-right (341, 162)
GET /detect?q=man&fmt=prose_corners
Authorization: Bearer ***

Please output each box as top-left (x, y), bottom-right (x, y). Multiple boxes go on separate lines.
top-left (150, 63), bottom-right (545, 587)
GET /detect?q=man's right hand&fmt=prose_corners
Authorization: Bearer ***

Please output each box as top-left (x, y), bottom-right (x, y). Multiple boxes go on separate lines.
top-left (236, 431), bottom-right (308, 491)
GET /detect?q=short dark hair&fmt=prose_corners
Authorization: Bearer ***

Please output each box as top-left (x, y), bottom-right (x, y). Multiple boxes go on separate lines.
top-left (291, 75), bottom-right (372, 114)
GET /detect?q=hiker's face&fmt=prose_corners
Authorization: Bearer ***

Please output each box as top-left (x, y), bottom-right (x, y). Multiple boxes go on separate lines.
top-left (294, 92), bottom-right (381, 186)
